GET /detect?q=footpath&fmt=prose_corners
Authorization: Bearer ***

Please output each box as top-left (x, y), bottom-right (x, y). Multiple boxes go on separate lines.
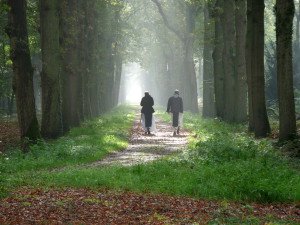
top-left (87, 112), bottom-right (189, 167)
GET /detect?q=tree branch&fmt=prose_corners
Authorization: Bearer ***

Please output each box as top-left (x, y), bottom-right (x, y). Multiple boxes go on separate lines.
top-left (151, 0), bottom-right (184, 42)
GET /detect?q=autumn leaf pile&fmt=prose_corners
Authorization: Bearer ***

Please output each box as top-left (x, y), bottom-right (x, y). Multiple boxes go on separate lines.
top-left (1, 188), bottom-right (300, 224)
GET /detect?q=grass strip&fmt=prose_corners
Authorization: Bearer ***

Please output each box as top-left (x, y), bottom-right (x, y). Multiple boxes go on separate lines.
top-left (0, 105), bottom-right (136, 198)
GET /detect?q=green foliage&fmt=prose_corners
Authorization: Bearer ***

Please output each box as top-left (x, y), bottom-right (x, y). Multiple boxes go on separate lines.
top-left (14, 109), bottom-right (300, 203)
top-left (26, 0), bottom-right (40, 56)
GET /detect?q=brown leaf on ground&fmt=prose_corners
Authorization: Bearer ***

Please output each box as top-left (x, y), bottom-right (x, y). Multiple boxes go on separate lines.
top-left (0, 118), bottom-right (20, 152)
top-left (0, 187), bottom-right (299, 224)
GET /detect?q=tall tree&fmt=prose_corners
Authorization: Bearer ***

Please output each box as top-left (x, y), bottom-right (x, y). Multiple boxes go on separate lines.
top-left (60, 0), bottom-right (83, 132)
top-left (6, 0), bottom-right (41, 148)
top-left (112, 11), bottom-right (123, 107)
top-left (275, 0), bottom-right (296, 141)
top-left (83, 0), bottom-right (101, 119)
top-left (234, 0), bottom-right (247, 123)
top-left (247, 0), bottom-right (271, 137)
top-left (222, 0), bottom-right (236, 122)
top-left (246, 0), bottom-right (254, 131)
top-left (40, 0), bottom-right (63, 138)
top-left (203, 1), bottom-right (216, 118)
top-left (212, 0), bottom-right (224, 119)
top-left (183, 2), bottom-right (199, 113)
top-left (294, 0), bottom-right (300, 90)
top-left (212, 0), bottom-right (247, 123)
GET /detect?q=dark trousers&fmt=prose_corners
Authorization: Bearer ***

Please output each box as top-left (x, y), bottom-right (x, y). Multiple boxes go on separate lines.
top-left (144, 113), bottom-right (152, 127)
top-left (172, 112), bottom-right (179, 127)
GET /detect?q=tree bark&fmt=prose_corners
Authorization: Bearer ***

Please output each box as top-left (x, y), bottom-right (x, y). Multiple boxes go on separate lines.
top-left (83, 0), bottom-right (100, 119)
top-left (249, 0), bottom-right (270, 137)
top-left (40, 0), bottom-right (63, 138)
top-left (112, 11), bottom-right (122, 107)
top-left (183, 3), bottom-right (199, 113)
top-left (60, 0), bottom-right (82, 133)
top-left (101, 28), bottom-right (115, 112)
top-left (246, 0), bottom-right (254, 131)
top-left (6, 0), bottom-right (41, 148)
top-left (197, 55), bottom-right (203, 100)
top-left (275, 0), bottom-right (296, 141)
top-left (203, 2), bottom-right (216, 118)
top-left (293, 0), bottom-right (300, 90)
top-left (234, 0), bottom-right (248, 122)
top-left (113, 54), bottom-right (122, 107)
top-left (222, 0), bottom-right (236, 123)
top-left (213, 0), bottom-right (225, 119)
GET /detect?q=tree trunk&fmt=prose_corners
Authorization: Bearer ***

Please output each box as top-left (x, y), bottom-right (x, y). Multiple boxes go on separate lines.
top-left (60, 0), bottom-right (82, 133)
top-left (246, 0), bottom-right (254, 131)
top-left (6, 0), bottom-right (41, 148)
top-left (293, 0), bottom-right (300, 90)
top-left (113, 54), bottom-right (122, 106)
top-left (40, 0), bottom-right (63, 138)
top-left (213, 0), bottom-right (225, 119)
top-left (102, 37), bottom-right (115, 112)
top-left (249, 0), bottom-right (270, 137)
top-left (183, 3), bottom-right (199, 113)
top-left (197, 55), bottom-right (203, 100)
top-left (234, 0), bottom-right (248, 122)
top-left (222, 0), bottom-right (236, 123)
top-left (275, 0), bottom-right (296, 141)
top-left (77, 1), bottom-right (89, 119)
top-left (112, 11), bottom-right (122, 107)
top-left (83, 0), bottom-right (100, 119)
top-left (202, 2), bottom-right (216, 118)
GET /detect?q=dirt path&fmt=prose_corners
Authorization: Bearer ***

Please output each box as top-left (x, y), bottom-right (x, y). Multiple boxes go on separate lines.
top-left (88, 112), bottom-right (190, 167)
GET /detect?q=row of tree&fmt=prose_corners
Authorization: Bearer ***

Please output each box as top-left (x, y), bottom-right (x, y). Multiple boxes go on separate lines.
top-left (2, 0), bottom-right (124, 150)
top-left (0, 0), bottom-right (299, 151)
top-left (125, 0), bottom-right (298, 141)
top-left (205, 0), bottom-right (297, 140)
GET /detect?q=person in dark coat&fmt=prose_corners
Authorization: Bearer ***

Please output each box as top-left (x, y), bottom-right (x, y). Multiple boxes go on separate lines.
top-left (140, 91), bottom-right (155, 134)
top-left (167, 89), bottom-right (183, 136)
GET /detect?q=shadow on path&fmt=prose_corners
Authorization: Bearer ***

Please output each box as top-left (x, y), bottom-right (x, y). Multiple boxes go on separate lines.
top-left (88, 111), bottom-right (190, 166)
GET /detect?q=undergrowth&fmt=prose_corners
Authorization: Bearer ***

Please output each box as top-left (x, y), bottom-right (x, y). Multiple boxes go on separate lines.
top-left (1, 107), bottom-right (300, 204)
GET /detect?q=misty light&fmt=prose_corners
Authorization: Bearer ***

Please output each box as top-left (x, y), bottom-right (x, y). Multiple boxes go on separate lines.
top-left (121, 62), bottom-right (143, 104)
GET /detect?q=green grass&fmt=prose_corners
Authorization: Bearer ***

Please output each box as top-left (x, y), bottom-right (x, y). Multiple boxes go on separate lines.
top-left (26, 153), bottom-right (300, 203)
top-left (0, 105), bottom-right (136, 197)
top-left (1, 107), bottom-right (300, 204)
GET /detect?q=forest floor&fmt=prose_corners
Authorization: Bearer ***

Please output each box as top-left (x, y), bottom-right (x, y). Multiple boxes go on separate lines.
top-left (0, 117), bottom-right (20, 152)
top-left (0, 113), bottom-right (300, 224)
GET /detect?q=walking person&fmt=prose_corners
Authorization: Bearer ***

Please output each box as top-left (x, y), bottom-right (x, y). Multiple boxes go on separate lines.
top-left (140, 91), bottom-right (155, 135)
top-left (167, 90), bottom-right (183, 136)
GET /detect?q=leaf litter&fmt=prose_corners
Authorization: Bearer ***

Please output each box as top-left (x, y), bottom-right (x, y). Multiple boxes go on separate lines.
top-left (1, 187), bottom-right (299, 224)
